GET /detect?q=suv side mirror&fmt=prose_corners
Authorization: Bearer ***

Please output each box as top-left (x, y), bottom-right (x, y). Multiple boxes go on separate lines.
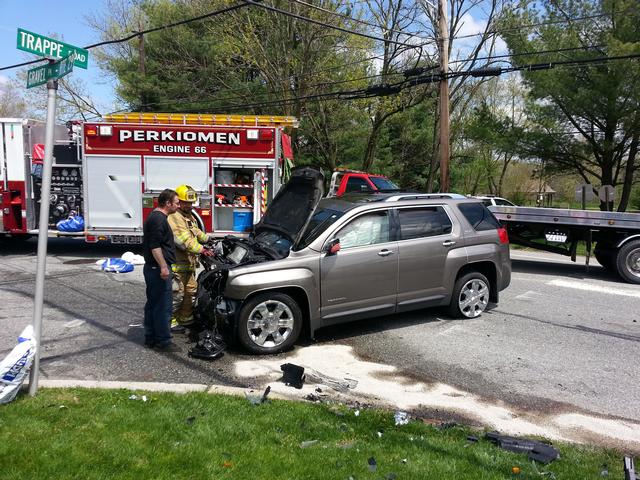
top-left (324, 238), bottom-right (341, 255)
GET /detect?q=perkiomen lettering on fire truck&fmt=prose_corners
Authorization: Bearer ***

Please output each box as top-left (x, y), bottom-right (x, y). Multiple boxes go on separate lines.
top-left (118, 129), bottom-right (241, 145)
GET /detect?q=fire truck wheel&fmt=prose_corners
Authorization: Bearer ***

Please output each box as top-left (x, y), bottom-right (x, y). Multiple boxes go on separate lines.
top-left (615, 240), bottom-right (640, 284)
top-left (237, 292), bottom-right (302, 354)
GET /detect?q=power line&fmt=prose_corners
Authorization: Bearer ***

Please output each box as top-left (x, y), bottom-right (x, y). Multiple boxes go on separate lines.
top-left (288, 0), bottom-right (435, 44)
top-left (453, 9), bottom-right (625, 41)
top-left (0, 2), bottom-right (250, 72)
top-left (449, 45), bottom-right (606, 66)
top-left (241, 0), bottom-right (421, 48)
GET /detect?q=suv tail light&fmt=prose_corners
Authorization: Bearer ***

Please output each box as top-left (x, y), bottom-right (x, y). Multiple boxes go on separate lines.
top-left (497, 227), bottom-right (509, 244)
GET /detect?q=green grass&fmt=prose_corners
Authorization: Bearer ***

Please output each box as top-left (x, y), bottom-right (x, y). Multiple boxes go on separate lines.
top-left (0, 389), bottom-right (624, 479)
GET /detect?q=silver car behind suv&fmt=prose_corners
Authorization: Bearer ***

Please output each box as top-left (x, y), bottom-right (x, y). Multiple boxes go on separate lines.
top-left (197, 167), bottom-right (511, 354)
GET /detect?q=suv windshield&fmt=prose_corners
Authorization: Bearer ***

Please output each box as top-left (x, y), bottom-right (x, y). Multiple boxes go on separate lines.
top-left (294, 207), bottom-right (345, 250)
top-left (370, 177), bottom-right (400, 191)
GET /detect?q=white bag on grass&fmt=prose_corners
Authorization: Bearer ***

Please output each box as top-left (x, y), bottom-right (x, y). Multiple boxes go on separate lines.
top-left (0, 325), bottom-right (37, 404)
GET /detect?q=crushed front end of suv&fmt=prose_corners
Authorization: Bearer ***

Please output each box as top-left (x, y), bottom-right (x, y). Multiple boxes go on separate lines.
top-left (195, 167), bottom-right (511, 355)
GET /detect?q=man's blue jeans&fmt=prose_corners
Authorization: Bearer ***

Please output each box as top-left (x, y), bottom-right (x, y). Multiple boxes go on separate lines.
top-left (143, 264), bottom-right (172, 346)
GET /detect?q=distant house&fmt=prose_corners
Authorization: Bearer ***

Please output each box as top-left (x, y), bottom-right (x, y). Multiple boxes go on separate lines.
top-left (514, 180), bottom-right (556, 206)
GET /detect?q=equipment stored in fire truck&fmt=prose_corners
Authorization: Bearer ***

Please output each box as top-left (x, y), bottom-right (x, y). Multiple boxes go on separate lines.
top-left (1, 113), bottom-right (296, 242)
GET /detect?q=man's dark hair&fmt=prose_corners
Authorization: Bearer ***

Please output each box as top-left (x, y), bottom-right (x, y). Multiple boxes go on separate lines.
top-left (158, 189), bottom-right (177, 207)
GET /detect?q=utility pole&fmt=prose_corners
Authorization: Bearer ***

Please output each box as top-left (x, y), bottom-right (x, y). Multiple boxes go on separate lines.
top-left (438, 0), bottom-right (450, 192)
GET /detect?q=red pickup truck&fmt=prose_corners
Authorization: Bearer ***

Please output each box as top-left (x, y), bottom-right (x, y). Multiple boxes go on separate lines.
top-left (327, 169), bottom-right (400, 197)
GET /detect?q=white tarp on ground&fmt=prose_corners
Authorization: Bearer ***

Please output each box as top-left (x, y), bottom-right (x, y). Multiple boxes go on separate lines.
top-left (0, 325), bottom-right (36, 404)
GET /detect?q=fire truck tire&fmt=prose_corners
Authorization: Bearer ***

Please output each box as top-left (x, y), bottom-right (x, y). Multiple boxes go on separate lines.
top-left (237, 292), bottom-right (302, 354)
top-left (615, 240), bottom-right (640, 284)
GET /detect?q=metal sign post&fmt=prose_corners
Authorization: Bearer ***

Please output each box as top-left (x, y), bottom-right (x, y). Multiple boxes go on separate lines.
top-left (28, 77), bottom-right (58, 396)
top-left (16, 27), bottom-right (87, 396)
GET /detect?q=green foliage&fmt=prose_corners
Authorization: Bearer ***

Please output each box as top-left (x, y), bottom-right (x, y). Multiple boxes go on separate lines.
top-left (499, 0), bottom-right (640, 210)
top-left (0, 388), bottom-right (625, 480)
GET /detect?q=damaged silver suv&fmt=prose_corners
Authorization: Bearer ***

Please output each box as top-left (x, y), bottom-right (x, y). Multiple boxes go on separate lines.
top-left (196, 167), bottom-right (511, 354)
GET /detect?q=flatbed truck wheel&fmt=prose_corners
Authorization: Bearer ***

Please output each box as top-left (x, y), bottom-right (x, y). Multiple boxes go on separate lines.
top-left (615, 240), bottom-right (640, 284)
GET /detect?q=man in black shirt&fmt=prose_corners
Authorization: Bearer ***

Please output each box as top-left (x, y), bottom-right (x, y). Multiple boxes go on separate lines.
top-left (143, 189), bottom-right (179, 350)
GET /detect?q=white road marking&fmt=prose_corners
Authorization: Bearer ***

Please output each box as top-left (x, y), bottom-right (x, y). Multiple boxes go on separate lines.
top-left (63, 319), bottom-right (86, 328)
top-left (514, 290), bottom-right (542, 301)
top-left (547, 279), bottom-right (640, 298)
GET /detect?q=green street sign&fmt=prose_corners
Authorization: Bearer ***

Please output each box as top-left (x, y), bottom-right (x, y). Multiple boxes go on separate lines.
top-left (17, 28), bottom-right (88, 69)
top-left (26, 55), bottom-right (75, 89)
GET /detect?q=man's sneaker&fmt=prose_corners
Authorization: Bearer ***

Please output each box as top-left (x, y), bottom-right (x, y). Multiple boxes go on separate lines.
top-left (170, 318), bottom-right (186, 334)
top-left (154, 342), bottom-right (181, 353)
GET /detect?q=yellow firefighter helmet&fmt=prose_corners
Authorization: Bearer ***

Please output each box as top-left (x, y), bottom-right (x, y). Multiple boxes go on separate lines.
top-left (175, 184), bottom-right (197, 203)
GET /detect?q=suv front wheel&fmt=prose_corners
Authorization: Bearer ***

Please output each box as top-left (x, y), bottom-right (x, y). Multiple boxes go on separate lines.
top-left (448, 272), bottom-right (490, 319)
top-left (237, 292), bottom-right (303, 354)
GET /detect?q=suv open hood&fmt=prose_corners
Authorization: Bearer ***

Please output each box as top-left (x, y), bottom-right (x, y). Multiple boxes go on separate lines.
top-left (254, 166), bottom-right (324, 246)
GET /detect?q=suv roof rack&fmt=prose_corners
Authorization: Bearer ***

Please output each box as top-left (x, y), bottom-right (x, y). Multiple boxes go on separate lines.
top-left (383, 193), bottom-right (467, 202)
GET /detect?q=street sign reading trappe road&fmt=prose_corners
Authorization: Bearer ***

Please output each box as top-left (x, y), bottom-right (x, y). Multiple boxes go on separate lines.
top-left (26, 55), bottom-right (75, 88)
top-left (17, 28), bottom-right (88, 69)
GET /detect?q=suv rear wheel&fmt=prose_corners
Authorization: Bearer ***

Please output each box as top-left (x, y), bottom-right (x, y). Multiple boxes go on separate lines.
top-left (448, 272), bottom-right (490, 319)
top-left (237, 292), bottom-right (303, 354)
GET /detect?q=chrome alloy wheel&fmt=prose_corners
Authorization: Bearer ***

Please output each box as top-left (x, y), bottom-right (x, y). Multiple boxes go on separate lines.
top-left (626, 246), bottom-right (640, 280)
top-left (246, 300), bottom-right (295, 348)
top-left (457, 279), bottom-right (489, 318)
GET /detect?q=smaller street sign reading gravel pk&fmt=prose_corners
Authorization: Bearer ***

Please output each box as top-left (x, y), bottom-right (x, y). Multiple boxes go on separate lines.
top-left (26, 55), bottom-right (74, 88)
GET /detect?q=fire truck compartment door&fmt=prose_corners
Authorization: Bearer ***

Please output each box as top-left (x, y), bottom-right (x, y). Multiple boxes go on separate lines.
top-left (84, 155), bottom-right (142, 229)
top-left (144, 156), bottom-right (209, 192)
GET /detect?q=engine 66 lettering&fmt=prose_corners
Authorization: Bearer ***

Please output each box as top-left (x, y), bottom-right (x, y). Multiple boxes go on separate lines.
top-left (119, 129), bottom-right (241, 145)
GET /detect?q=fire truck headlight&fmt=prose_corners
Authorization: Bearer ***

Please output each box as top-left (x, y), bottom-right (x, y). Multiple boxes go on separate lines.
top-left (246, 129), bottom-right (259, 140)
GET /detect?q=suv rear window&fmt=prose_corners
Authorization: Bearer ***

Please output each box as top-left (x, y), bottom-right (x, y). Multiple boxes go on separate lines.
top-left (457, 203), bottom-right (501, 231)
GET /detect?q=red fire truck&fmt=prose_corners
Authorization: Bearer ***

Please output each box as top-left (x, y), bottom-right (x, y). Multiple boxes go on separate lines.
top-left (0, 113), bottom-right (296, 242)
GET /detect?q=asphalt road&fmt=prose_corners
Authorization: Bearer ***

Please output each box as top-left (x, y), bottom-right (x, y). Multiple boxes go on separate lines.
top-left (1, 237), bottom-right (638, 446)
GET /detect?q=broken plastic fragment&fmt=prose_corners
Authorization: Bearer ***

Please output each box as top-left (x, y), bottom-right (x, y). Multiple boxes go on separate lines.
top-left (368, 457), bottom-right (377, 472)
top-left (394, 411), bottom-right (410, 425)
top-left (280, 363), bottom-right (305, 389)
top-left (377, 431), bottom-right (383, 438)
top-left (354, 409), bottom-right (360, 417)
top-left (129, 395), bottom-right (138, 400)
top-left (300, 440), bottom-right (318, 448)
top-left (141, 395), bottom-right (148, 402)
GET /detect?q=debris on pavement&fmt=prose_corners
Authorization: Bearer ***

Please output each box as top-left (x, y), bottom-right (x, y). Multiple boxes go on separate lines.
top-left (246, 386), bottom-right (271, 405)
top-left (394, 411), bottom-right (410, 426)
top-left (354, 409), bottom-right (360, 417)
top-left (485, 431), bottom-right (560, 464)
top-left (128, 394), bottom-right (148, 402)
top-left (368, 457), bottom-right (377, 472)
top-left (188, 330), bottom-right (225, 360)
top-left (280, 363), bottom-right (305, 389)
top-left (466, 435), bottom-right (479, 442)
top-left (304, 367), bottom-right (358, 392)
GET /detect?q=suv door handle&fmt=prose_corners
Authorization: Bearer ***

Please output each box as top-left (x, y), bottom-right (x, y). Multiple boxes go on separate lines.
top-left (442, 240), bottom-right (456, 247)
top-left (378, 249), bottom-right (395, 257)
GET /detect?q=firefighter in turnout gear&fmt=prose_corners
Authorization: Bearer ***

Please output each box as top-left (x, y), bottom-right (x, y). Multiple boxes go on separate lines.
top-left (167, 185), bottom-right (214, 333)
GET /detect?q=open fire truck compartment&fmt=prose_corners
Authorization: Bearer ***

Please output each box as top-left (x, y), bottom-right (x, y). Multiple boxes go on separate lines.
top-left (1, 113), bottom-right (297, 242)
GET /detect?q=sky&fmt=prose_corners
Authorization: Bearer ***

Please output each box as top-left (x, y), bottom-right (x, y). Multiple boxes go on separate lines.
top-left (0, 0), bottom-right (505, 118)
top-left (0, 0), bottom-right (117, 112)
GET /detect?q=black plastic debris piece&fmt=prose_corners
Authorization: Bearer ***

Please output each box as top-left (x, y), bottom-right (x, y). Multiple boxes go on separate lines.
top-left (368, 457), bottom-right (377, 472)
top-left (188, 329), bottom-right (225, 360)
top-left (281, 363), bottom-right (305, 389)
top-left (261, 386), bottom-right (271, 403)
top-left (485, 431), bottom-right (560, 464)
top-left (624, 456), bottom-right (637, 480)
top-left (466, 435), bottom-right (479, 442)
top-left (185, 416), bottom-right (196, 425)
